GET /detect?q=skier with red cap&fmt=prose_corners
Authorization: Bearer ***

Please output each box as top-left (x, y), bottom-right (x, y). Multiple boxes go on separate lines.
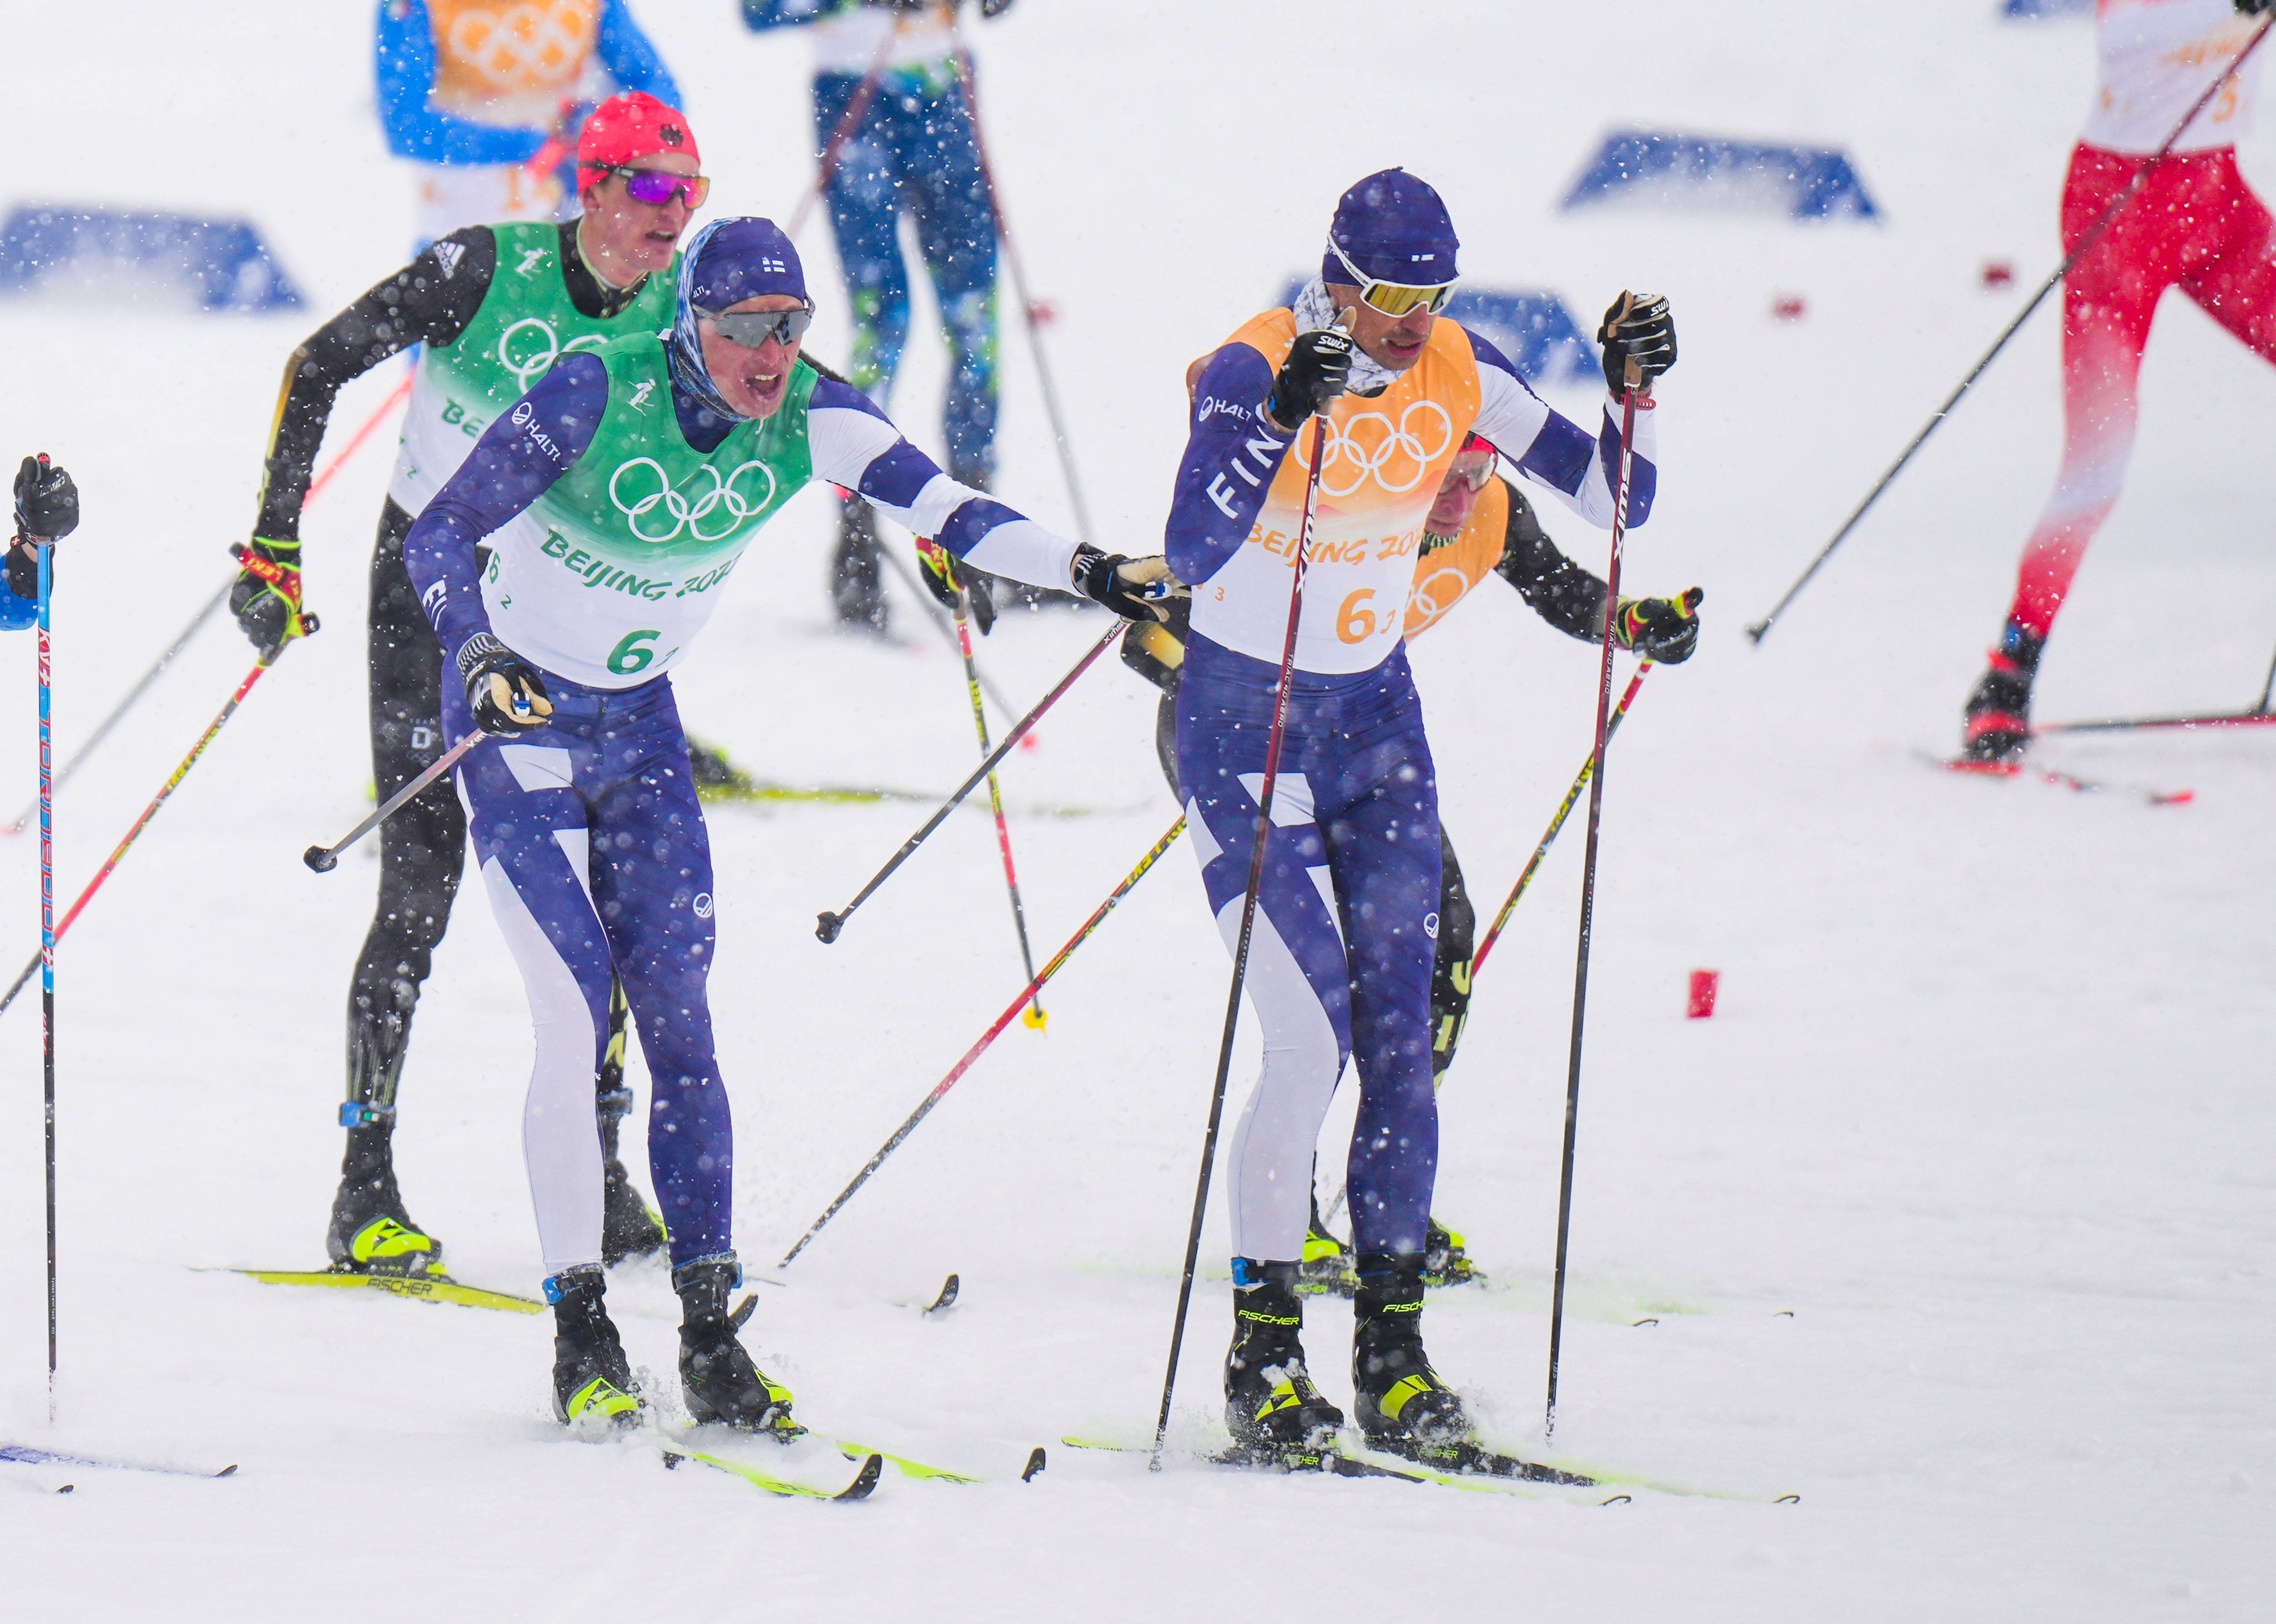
top-left (397, 215), bottom-right (1179, 1429)
top-left (376, 0), bottom-right (683, 246)
top-left (1162, 167), bottom-right (1677, 1472)
top-left (231, 90), bottom-right (707, 1286)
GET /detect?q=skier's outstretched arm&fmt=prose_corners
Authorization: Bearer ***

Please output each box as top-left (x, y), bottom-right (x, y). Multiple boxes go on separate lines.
top-left (1469, 329), bottom-right (1659, 531)
top-left (806, 374), bottom-right (1165, 610)
top-left (594, 0), bottom-right (683, 106)
top-left (374, 1), bottom-right (550, 165)
top-left (1494, 478), bottom-right (1700, 661)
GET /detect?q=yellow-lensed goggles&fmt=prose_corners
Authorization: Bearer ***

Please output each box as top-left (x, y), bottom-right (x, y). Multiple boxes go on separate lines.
top-left (1326, 237), bottom-right (1455, 317)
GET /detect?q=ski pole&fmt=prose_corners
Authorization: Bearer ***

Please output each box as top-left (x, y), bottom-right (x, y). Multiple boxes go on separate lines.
top-left (1469, 662), bottom-right (1652, 978)
top-left (947, 569), bottom-right (1047, 1029)
top-left (1151, 414), bottom-right (1330, 1469)
top-left (1546, 354), bottom-right (1646, 1439)
top-left (785, 31), bottom-right (896, 239)
top-left (2257, 628), bottom-right (2276, 716)
top-left (0, 376), bottom-right (402, 837)
top-left (0, 646), bottom-right (292, 1021)
top-left (304, 730), bottom-right (489, 873)
top-left (951, 43), bottom-right (1097, 551)
top-left (815, 619), bottom-right (1122, 943)
top-left (34, 527), bottom-right (57, 1418)
top-left (874, 535), bottom-right (1019, 723)
top-left (778, 813), bottom-right (1186, 1269)
top-left (1744, 14), bottom-right (2275, 646)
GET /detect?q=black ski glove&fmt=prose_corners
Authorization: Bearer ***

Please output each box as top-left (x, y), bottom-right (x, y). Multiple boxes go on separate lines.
top-left (9, 454), bottom-right (79, 604)
top-left (1073, 547), bottom-right (1186, 623)
top-left (981, 0), bottom-right (1017, 16)
top-left (915, 537), bottom-right (997, 634)
top-left (13, 454), bottom-right (77, 541)
top-left (229, 536), bottom-right (316, 649)
top-left (1597, 292), bottom-right (1677, 395)
top-left (2237, 0), bottom-right (2272, 17)
top-left (457, 633), bottom-right (555, 735)
top-left (1265, 325), bottom-right (1355, 432)
top-left (1614, 587), bottom-right (1704, 663)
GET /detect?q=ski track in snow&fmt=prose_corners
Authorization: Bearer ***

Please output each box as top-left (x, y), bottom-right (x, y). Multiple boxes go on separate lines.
top-left (0, 2), bottom-right (2272, 1619)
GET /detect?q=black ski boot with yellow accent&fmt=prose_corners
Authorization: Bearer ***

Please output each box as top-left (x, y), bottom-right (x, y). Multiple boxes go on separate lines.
top-left (595, 983), bottom-right (667, 1268)
top-left (547, 1265), bottom-right (643, 1430)
top-left (325, 1113), bottom-right (442, 1277)
top-left (1224, 1260), bottom-right (1345, 1463)
top-left (1352, 1251), bottom-right (1474, 1461)
top-left (1422, 1218), bottom-right (1481, 1288)
top-left (1296, 1188), bottom-right (1357, 1298)
top-left (674, 1257), bottom-right (800, 1437)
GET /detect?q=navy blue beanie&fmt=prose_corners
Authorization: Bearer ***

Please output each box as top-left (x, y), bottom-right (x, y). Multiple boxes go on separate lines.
top-left (681, 216), bottom-right (808, 312)
top-left (1321, 168), bottom-right (1460, 287)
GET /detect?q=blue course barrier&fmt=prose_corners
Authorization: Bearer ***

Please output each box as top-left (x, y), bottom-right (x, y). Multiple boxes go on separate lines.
top-left (2002, 0), bottom-right (2091, 17)
top-left (0, 207), bottom-right (305, 313)
top-left (1559, 131), bottom-right (1880, 223)
top-left (1274, 278), bottom-right (1600, 388)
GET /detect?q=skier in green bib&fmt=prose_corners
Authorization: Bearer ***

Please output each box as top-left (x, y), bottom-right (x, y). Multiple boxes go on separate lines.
top-left (231, 91), bottom-right (702, 1281)
top-left (401, 215), bottom-right (1180, 1428)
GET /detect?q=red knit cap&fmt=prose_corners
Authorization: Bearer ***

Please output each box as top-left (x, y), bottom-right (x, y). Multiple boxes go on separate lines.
top-left (577, 91), bottom-right (700, 179)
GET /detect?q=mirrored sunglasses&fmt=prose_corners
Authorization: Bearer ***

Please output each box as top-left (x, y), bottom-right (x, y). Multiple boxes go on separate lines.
top-left (1327, 237), bottom-right (1455, 317)
top-left (698, 305), bottom-right (814, 347)
top-left (599, 165), bottom-right (710, 209)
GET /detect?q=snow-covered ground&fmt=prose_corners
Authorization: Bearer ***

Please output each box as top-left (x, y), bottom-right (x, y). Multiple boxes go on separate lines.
top-left (1, 1), bottom-right (2272, 1617)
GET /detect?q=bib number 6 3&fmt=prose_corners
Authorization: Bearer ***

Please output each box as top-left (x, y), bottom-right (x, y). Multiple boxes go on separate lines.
top-left (1336, 589), bottom-right (1378, 645)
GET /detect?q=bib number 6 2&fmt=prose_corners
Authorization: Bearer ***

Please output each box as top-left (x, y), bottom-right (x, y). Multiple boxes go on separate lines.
top-left (608, 629), bottom-right (661, 675)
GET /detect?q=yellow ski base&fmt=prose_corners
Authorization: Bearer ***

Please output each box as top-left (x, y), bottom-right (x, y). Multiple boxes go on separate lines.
top-left (216, 1268), bottom-right (544, 1314)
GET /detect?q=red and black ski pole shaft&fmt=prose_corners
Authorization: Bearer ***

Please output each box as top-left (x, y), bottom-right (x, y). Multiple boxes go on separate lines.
top-left (777, 814), bottom-right (1187, 1270)
top-left (0, 641), bottom-right (298, 1023)
top-left (1151, 412), bottom-right (1331, 1470)
top-left (951, 41), bottom-right (1096, 551)
top-left (1546, 351), bottom-right (1646, 1439)
top-left (949, 573), bottom-right (1047, 1028)
top-left (816, 620), bottom-right (1122, 943)
top-left (304, 729), bottom-right (491, 873)
top-left (1745, 13), bottom-right (2275, 646)
top-left (785, 31), bottom-right (896, 239)
top-left (0, 376), bottom-right (401, 838)
top-left (1468, 661), bottom-right (1653, 977)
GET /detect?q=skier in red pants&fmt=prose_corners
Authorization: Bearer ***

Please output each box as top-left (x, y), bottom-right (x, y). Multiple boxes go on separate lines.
top-left (1964, 0), bottom-right (2276, 761)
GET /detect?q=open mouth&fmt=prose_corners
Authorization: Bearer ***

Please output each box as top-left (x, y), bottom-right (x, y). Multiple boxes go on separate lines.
top-left (745, 368), bottom-right (785, 403)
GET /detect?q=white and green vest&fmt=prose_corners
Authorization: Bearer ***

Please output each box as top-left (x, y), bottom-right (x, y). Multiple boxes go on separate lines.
top-left (387, 220), bottom-right (676, 517)
top-left (479, 333), bottom-right (818, 689)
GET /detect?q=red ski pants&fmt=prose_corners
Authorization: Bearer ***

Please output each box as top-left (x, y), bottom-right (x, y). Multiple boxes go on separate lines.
top-left (2006, 142), bottom-right (2276, 642)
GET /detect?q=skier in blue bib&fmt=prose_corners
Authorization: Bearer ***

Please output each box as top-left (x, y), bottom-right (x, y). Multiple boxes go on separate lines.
top-left (401, 216), bottom-right (1177, 1430)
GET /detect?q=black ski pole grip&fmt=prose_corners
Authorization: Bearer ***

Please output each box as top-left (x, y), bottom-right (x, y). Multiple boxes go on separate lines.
top-left (816, 911), bottom-right (844, 944)
top-left (304, 845), bottom-right (338, 873)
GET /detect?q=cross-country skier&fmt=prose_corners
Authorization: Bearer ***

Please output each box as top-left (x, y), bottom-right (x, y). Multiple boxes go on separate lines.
top-left (1164, 167), bottom-right (1676, 1466)
top-left (1962, 0), bottom-right (2276, 760)
top-left (739, 0), bottom-right (1016, 632)
top-left (5, 456), bottom-right (79, 629)
top-left (1124, 434), bottom-right (1701, 1296)
top-left (233, 91), bottom-right (705, 1281)
top-left (397, 213), bottom-right (1176, 1428)
top-left (377, 0), bottom-right (682, 246)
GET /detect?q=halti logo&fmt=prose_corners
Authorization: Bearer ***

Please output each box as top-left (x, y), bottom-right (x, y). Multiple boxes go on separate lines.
top-left (511, 401), bottom-right (533, 426)
top-left (516, 247), bottom-right (546, 278)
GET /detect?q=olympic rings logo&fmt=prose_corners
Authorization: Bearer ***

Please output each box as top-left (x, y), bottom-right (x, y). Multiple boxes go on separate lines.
top-left (609, 457), bottom-right (778, 544)
top-left (497, 318), bottom-right (610, 392)
top-left (1406, 563), bottom-right (1476, 632)
top-left (444, 1), bottom-right (596, 91)
top-left (1294, 401), bottom-right (1455, 498)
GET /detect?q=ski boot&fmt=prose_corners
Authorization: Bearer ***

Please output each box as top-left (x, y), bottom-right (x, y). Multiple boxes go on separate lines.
top-left (1296, 1199), bottom-right (1357, 1298)
top-left (326, 1109), bottom-right (442, 1277)
top-left (673, 1256), bottom-right (800, 1438)
top-left (686, 736), bottom-right (755, 801)
top-left (1422, 1218), bottom-right (1480, 1288)
top-left (1224, 1259), bottom-right (1345, 1466)
top-left (1960, 623), bottom-right (2044, 764)
top-left (1352, 1251), bottom-right (1475, 1464)
top-left (831, 499), bottom-right (889, 635)
top-left (595, 990), bottom-right (667, 1268)
top-left (547, 1265), bottom-right (643, 1430)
